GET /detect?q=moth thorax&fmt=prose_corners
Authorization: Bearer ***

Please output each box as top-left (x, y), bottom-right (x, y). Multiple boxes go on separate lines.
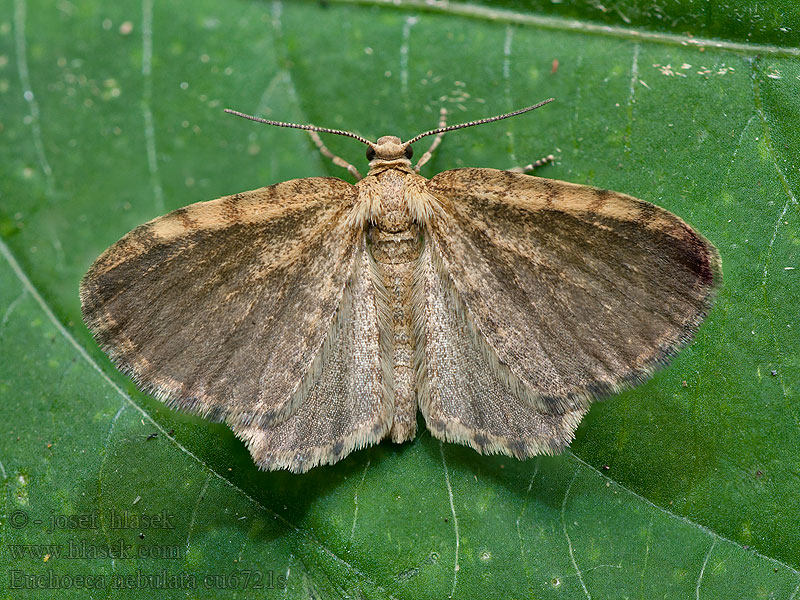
top-left (375, 208), bottom-right (413, 233)
top-left (367, 223), bottom-right (422, 265)
top-left (371, 169), bottom-right (414, 233)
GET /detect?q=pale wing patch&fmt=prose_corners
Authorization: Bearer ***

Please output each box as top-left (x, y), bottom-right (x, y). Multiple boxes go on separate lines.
top-left (238, 240), bottom-right (390, 473)
top-left (427, 168), bottom-right (721, 411)
top-left (80, 177), bottom-right (360, 429)
top-left (414, 239), bottom-right (587, 457)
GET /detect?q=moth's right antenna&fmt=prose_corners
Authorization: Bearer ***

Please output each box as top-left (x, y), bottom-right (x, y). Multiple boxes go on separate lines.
top-left (405, 98), bottom-right (554, 146)
top-left (224, 109), bottom-right (374, 147)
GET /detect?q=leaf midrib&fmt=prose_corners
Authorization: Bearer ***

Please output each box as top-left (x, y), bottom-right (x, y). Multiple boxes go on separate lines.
top-left (325, 0), bottom-right (800, 57)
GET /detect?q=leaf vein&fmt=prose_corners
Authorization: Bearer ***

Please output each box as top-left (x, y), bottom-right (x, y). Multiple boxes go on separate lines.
top-left (185, 472), bottom-right (212, 560)
top-left (349, 458), bottom-right (371, 545)
top-left (13, 0), bottom-right (54, 195)
top-left (440, 442), bottom-right (460, 599)
top-left (326, 0), bottom-right (800, 57)
top-left (1, 289), bottom-right (28, 329)
top-left (98, 402), bottom-right (126, 589)
top-left (400, 15), bottom-right (418, 99)
top-left (789, 579), bottom-right (800, 600)
top-left (562, 468), bottom-right (591, 600)
top-left (750, 56), bottom-right (799, 426)
top-left (624, 42), bottom-right (640, 154)
top-left (141, 0), bottom-right (164, 213)
top-left (695, 538), bottom-right (716, 600)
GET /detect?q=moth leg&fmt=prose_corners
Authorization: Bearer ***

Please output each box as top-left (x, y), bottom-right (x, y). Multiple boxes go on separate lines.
top-left (307, 130), bottom-right (363, 180)
top-left (508, 153), bottom-right (556, 174)
top-left (414, 107), bottom-right (448, 173)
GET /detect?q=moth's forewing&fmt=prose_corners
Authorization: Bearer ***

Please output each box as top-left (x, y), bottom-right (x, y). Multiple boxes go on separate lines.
top-left (424, 168), bottom-right (721, 424)
top-left (80, 177), bottom-right (360, 431)
top-left (414, 240), bottom-right (589, 458)
top-left (238, 240), bottom-right (390, 473)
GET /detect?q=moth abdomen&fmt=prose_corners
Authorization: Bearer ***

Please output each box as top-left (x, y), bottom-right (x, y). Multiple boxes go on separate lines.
top-left (356, 171), bottom-right (427, 445)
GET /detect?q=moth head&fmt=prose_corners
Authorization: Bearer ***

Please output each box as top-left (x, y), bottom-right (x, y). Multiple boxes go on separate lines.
top-left (366, 136), bottom-right (414, 166)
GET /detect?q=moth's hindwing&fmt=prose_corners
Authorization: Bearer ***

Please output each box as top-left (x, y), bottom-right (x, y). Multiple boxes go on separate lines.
top-left (80, 177), bottom-right (360, 429)
top-left (238, 239), bottom-right (391, 473)
top-left (425, 167), bottom-right (722, 414)
top-left (414, 239), bottom-right (589, 458)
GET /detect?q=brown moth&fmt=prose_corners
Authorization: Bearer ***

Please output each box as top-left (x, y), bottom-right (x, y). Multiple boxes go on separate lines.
top-left (80, 99), bottom-right (721, 473)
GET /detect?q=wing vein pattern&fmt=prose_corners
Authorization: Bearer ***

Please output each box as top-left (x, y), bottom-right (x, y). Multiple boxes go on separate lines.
top-left (417, 168), bottom-right (720, 455)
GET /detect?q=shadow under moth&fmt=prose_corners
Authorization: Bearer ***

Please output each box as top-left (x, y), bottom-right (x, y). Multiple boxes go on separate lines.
top-left (80, 99), bottom-right (721, 473)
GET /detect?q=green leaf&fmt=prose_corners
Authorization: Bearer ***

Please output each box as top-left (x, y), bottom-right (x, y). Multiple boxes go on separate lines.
top-left (1, 1), bottom-right (798, 598)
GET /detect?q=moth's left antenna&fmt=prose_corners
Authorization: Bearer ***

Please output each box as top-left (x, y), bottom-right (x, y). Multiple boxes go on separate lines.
top-left (224, 109), bottom-right (374, 147)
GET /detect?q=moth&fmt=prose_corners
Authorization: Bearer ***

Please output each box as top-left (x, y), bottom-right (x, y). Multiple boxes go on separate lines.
top-left (80, 99), bottom-right (721, 473)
